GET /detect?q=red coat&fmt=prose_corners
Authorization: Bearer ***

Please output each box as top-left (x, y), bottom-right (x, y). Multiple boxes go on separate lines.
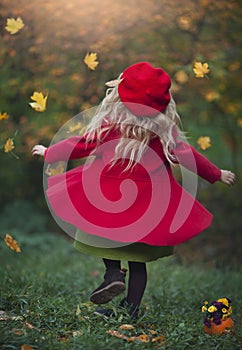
top-left (44, 126), bottom-right (221, 246)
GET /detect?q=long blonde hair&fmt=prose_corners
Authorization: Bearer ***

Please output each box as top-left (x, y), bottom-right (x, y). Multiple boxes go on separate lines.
top-left (85, 81), bottom-right (184, 170)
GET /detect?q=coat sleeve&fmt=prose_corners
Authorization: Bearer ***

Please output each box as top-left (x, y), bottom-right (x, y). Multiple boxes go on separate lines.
top-left (44, 135), bottom-right (97, 163)
top-left (171, 127), bottom-right (221, 184)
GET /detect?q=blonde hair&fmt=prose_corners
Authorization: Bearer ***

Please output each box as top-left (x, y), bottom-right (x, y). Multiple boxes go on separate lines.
top-left (85, 82), bottom-right (184, 170)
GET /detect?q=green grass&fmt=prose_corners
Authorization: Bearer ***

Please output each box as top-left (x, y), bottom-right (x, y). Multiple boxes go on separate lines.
top-left (0, 232), bottom-right (241, 350)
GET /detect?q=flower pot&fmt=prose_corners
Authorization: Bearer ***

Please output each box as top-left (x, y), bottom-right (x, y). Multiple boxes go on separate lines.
top-left (204, 317), bottom-right (235, 335)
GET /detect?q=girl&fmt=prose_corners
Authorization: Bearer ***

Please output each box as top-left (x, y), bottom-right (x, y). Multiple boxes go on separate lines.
top-left (32, 62), bottom-right (235, 319)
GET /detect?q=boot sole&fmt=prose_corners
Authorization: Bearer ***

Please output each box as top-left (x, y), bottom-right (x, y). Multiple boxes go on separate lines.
top-left (90, 281), bottom-right (125, 304)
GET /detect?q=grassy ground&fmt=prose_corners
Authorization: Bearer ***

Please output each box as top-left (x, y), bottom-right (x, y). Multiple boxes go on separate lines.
top-left (0, 232), bottom-right (241, 350)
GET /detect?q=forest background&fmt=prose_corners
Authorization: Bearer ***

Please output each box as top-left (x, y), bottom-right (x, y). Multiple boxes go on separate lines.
top-left (0, 0), bottom-right (241, 267)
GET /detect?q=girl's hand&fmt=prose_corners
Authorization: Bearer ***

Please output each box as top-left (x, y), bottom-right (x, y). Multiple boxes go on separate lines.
top-left (32, 145), bottom-right (47, 157)
top-left (220, 169), bottom-right (236, 186)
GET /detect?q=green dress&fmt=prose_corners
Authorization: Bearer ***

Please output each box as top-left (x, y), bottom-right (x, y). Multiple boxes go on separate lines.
top-left (74, 229), bottom-right (173, 262)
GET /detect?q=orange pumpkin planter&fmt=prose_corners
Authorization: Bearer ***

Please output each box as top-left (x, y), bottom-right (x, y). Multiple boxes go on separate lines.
top-left (201, 297), bottom-right (235, 336)
top-left (204, 317), bottom-right (235, 335)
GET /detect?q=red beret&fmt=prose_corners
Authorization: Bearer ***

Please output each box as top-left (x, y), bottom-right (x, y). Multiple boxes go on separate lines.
top-left (118, 62), bottom-right (171, 117)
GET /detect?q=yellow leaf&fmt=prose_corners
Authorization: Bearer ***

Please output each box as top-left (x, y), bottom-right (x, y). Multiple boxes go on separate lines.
top-left (237, 118), bottom-right (242, 127)
top-left (4, 138), bottom-right (15, 153)
top-left (193, 61), bottom-right (210, 78)
top-left (151, 335), bottom-right (165, 344)
top-left (106, 329), bottom-right (128, 339)
top-left (106, 329), bottom-right (134, 341)
top-left (119, 324), bottom-right (135, 330)
top-left (0, 112), bottom-right (9, 121)
top-left (228, 61), bottom-right (240, 71)
top-left (197, 136), bottom-right (211, 150)
top-left (67, 122), bottom-right (82, 133)
top-left (205, 90), bottom-right (220, 102)
top-left (29, 92), bottom-right (48, 112)
top-left (177, 16), bottom-right (192, 30)
top-left (79, 126), bottom-right (87, 135)
top-left (4, 234), bottom-right (21, 252)
top-left (45, 163), bottom-right (65, 177)
top-left (5, 17), bottom-right (25, 35)
top-left (174, 70), bottom-right (189, 84)
top-left (126, 336), bottom-right (136, 342)
top-left (21, 345), bottom-right (33, 350)
top-left (137, 334), bottom-right (151, 343)
top-left (84, 53), bottom-right (99, 70)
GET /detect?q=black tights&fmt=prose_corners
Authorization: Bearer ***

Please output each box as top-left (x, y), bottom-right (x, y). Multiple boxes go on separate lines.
top-left (103, 258), bottom-right (147, 307)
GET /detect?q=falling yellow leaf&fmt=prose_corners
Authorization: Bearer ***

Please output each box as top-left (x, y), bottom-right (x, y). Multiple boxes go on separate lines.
top-left (197, 136), bottom-right (211, 150)
top-left (119, 324), bottom-right (135, 330)
top-left (193, 62), bottom-right (210, 78)
top-left (29, 92), bottom-right (48, 112)
top-left (205, 91), bottom-right (220, 102)
top-left (67, 122), bottom-right (82, 133)
top-left (0, 112), bottom-right (9, 121)
top-left (4, 234), bottom-right (21, 253)
top-left (174, 70), bottom-right (189, 84)
top-left (5, 17), bottom-right (25, 34)
top-left (4, 138), bottom-right (15, 153)
top-left (237, 118), bottom-right (242, 127)
top-left (84, 53), bottom-right (99, 70)
top-left (177, 16), bottom-right (192, 30)
top-left (45, 163), bottom-right (65, 176)
top-left (79, 126), bottom-right (87, 135)
top-left (223, 103), bottom-right (240, 114)
top-left (228, 61), bottom-right (240, 71)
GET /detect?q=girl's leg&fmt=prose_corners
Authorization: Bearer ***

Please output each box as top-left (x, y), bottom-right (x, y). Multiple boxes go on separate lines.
top-left (103, 258), bottom-right (121, 271)
top-left (118, 261), bottom-right (147, 318)
top-left (90, 258), bottom-right (126, 304)
top-left (126, 261), bottom-right (147, 307)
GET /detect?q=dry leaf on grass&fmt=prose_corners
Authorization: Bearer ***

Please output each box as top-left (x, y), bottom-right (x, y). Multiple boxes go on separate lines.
top-left (119, 324), bottom-right (135, 330)
top-left (21, 345), bottom-right (34, 350)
